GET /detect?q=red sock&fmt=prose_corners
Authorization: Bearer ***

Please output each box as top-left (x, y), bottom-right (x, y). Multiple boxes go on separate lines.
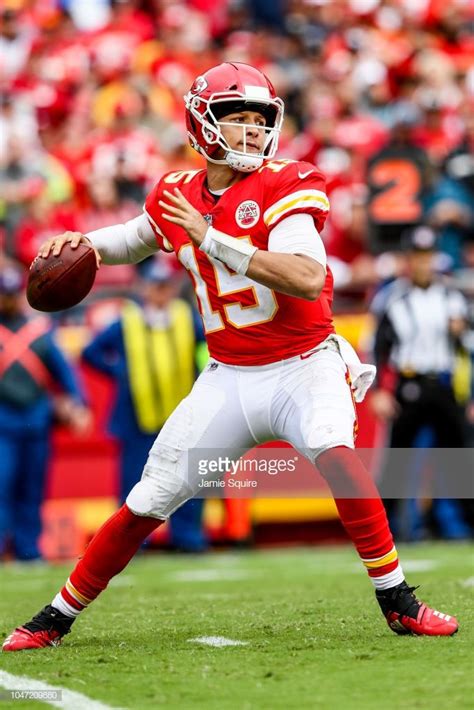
top-left (317, 447), bottom-right (403, 587)
top-left (53, 504), bottom-right (162, 615)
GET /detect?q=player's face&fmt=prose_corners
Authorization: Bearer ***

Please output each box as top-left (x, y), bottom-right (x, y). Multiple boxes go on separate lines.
top-left (143, 281), bottom-right (176, 308)
top-left (217, 110), bottom-right (267, 155)
top-left (406, 250), bottom-right (435, 286)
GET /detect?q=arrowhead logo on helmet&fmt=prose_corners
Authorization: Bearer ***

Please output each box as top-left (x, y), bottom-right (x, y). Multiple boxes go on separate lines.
top-left (191, 76), bottom-right (208, 95)
top-left (184, 62), bottom-right (285, 174)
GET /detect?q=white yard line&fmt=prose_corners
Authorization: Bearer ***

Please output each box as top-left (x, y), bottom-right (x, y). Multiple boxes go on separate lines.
top-left (188, 636), bottom-right (248, 647)
top-left (461, 577), bottom-right (474, 587)
top-left (0, 670), bottom-right (120, 710)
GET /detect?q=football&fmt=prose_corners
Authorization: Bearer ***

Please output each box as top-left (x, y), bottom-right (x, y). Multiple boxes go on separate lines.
top-left (27, 242), bottom-right (97, 312)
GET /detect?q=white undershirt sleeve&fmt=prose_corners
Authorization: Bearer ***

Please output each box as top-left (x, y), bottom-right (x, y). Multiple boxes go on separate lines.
top-left (86, 213), bottom-right (159, 265)
top-left (267, 213), bottom-right (327, 270)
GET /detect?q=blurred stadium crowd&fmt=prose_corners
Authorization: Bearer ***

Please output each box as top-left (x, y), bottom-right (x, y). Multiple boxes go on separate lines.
top-left (0, 0), bottom-right (473, 557)
top-left (1, 0), bottom-right (473, 303)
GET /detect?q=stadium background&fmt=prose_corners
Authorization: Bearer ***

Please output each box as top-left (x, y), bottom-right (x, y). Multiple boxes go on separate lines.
top-left (1, 0), bottom-right (473, 560)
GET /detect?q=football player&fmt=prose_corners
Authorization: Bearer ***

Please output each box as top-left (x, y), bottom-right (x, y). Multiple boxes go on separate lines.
top-left (3, 63), bottom-right (458, 651)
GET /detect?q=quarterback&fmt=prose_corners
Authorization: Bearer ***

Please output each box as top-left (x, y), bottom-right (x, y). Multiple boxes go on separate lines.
top-left (3, 63), bottom-right (458, 651)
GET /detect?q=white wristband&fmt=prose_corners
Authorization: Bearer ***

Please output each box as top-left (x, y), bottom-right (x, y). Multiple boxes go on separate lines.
top-left (199, 227), bottom-right (257, 275)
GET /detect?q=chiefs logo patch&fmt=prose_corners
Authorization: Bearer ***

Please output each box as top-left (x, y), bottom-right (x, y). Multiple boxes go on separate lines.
top-left (191, 76), bottom-right (208, 95)
top-left (235, 200), bottom-right (260, 228)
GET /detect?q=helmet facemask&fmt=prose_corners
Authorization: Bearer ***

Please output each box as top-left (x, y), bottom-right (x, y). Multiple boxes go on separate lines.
top-left (185, 92), bottom-right (284, 173)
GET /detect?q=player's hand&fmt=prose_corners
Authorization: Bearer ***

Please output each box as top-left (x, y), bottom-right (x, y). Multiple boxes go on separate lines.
top-left (68, 404), bottom-right (93, 436)
top-left (370, 389), bottom-right (400, 421)
top-left (159, 188), bottom-right (208, 245)
top-left (54, 396), bottom-right (93, 434)
top-left (37, 231), bottom-right (102, 269)
top-left (449, 317), bottom-right (465, 338)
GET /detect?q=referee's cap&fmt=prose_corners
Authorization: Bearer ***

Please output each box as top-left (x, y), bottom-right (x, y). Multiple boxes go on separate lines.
top-left (401, 225), bottom-right (438, 252)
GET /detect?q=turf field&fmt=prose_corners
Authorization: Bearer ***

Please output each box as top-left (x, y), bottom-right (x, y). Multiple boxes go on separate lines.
top-left (0, 542), bottom-right (472, 709)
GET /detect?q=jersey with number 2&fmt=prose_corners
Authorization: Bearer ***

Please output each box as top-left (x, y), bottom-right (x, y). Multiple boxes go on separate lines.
top-left (144, 159), bottom-right (334, 365)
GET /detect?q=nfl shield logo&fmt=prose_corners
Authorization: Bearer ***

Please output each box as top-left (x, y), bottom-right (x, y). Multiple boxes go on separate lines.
top-left (235, 200), bottom-right (260, 228)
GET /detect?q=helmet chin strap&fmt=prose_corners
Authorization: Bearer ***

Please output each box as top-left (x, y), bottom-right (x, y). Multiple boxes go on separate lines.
top-left (225, 151), bottom-right (263, 172)
top-left (202, 148), bottom-right (264, 173)
top-left (199, 142), bottom-right (264, 173)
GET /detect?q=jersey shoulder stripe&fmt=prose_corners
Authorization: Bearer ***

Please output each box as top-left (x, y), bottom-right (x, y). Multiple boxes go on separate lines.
top-left (264, 189), bottom-right (330, 227)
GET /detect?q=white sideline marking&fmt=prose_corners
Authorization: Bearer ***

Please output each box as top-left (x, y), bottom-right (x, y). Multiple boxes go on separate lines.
top-left (188, 636), bottom-right (248, 647)
top-left (0, 671), bottom-right (119, 709)
top-left (461, 577), bottom-right (474, 587)
top-left (171, 569), bottom-right (250, 582)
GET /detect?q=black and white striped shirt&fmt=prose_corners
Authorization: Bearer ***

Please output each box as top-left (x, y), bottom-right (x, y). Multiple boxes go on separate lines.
top-left (371, 279), bottom-right (467, 374)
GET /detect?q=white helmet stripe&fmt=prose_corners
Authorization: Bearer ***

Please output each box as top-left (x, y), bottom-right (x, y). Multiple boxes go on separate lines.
top-left (243, 86), bottom-right (270, 99)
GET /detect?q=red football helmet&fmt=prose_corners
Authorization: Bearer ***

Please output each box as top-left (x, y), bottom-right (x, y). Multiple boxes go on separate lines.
top-left (184, 62), bottom-right (284, 173)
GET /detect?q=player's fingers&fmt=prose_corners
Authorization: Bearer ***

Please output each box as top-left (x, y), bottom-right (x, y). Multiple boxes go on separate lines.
top-left (52, 237), bottom-right (69, 256)
top-left (93, 249), bottom-right (102, 269)
top-left (39, 236), bottom-right (65, 258)
top-left (159, 194), bottom-right (185, 209)
top-left (38, 239), bottom-right (54, 258)
top-left (51, 232), bottom-right (83, 256)
top-left (163, 189), bottom-right (195, 213)
top-left (39, 232), bottom-right (86, 258)
top-left (173, 187), bottom-right (187, 201)
top-left (175, 192), bottom-right (201, 218)
top-left (161, 212), bottom-right (184, 225)
top-left (68, 232), bottom-right (86, 249)
top-left (79, 236), bottom-right (101, 269)
top-left (162, 189), bottom-right (186, 204)
top-left (158, 198), bottom-right (179, 211)
top-left (158, 200), bottom-right (186, 218)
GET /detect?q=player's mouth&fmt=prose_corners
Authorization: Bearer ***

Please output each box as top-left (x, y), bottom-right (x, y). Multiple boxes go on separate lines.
top-left (240, 141), bottom-right (262, 152)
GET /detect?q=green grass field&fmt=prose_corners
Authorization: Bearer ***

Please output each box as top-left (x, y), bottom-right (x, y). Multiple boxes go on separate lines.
top-left (0, 543), bottom-right (473, 709)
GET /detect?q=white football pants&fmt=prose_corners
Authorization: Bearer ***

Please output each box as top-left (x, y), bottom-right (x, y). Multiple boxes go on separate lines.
top-left (126, 337), bottom-right (357, 519)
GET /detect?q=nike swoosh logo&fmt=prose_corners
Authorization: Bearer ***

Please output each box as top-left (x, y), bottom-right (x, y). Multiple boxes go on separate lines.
top-left (298, 170), bottom-right (313, 179)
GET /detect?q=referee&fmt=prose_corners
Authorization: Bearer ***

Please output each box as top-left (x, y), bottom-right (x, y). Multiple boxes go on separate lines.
top-left (370, 225), bottom-right (471, 539)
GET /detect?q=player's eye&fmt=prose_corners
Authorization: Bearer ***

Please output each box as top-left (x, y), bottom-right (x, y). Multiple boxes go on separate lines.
top-left (225, 114), bottom-right (266, 127)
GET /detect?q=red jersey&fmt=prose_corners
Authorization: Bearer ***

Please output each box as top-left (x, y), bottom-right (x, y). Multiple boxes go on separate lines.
top-left (145, 159), bottom-right (334, 365)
